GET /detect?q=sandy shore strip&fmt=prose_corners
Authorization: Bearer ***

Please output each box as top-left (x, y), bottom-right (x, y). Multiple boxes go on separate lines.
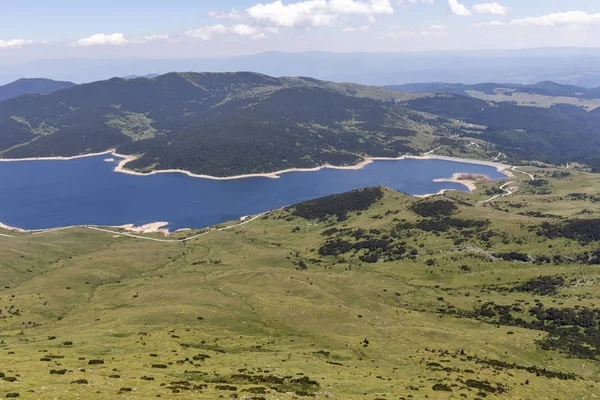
top-left (414, 189), bottom-right (454, 199)
top-left (111, 152), bottom-right (379, 180)
top-left (0, 148), bottom-right (512, 180)
top-left (0, 221), bottom-right (28, 233)
top-left (0, 220), bottom-right (171, 235)
top-left (117, 222), bottom-right (170, 234)
top-left (0, 149), bottom-right (114, 163)
top-left (433, 173), bottom-right (493, 192)
top-left (112, 152), bottom-right (513, 181)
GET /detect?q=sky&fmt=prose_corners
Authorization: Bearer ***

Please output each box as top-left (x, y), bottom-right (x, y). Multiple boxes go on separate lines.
top-left (1, 0), bottom-right (599, 61)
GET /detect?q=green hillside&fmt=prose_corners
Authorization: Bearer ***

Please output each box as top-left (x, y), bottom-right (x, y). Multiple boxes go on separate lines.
top-left (0, 72), bottom-right (434, 177)
top-left (2, 167), bottom-right (600, 399)
top-left (403, 94), bottom-right (600, 171)
top-left (3, 72), bottom-right (600, 175)
top-left (388, 81), bottom-right (600, 99)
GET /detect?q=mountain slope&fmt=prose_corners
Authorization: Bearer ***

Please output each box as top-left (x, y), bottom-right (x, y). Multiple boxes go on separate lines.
top-left (0, 78), bottom-right (76, 102)
top-left (388, 81), bottom-right (600, 98)
top-left (4, 72), bottom-right (600, 174)
top-left (4, 169), bottom-right (600, 398)
top-left (402, 93), bottom-right (600, 170)
top-left (0, 72), bottom-right (433, 177)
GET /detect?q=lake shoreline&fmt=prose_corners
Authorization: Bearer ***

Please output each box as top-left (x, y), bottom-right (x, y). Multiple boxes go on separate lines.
top-left (0, 221), bottom-right (174, 235)
top-left (0, 148), bottom-right (513, 181)
top-left (0, 150), bottom-right (512, 234)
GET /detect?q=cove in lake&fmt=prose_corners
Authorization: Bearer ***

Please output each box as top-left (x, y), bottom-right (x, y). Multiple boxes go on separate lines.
top-left (0, 155), bottom-right (507, 231)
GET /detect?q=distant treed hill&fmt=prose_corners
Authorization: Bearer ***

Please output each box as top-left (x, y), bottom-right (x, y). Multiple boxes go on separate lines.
top-left (388, 81), bottom-right (600, 99)
top-left (5, 71), bottom-right (600, 175)
top-left (0, 72), bottom-right (430, 177)
top-left (403, 94), bottom-right (600, 170)
top-left (0, 78), bottom-right (76, 103)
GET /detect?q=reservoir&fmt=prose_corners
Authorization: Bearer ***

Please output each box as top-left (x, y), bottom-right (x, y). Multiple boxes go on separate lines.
top-left (0, 155), bottom-right (507, 231)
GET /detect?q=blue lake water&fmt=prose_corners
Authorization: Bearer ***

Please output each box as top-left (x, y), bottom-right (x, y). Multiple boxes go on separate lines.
top-left (0, 155), bottom-right (506, 231)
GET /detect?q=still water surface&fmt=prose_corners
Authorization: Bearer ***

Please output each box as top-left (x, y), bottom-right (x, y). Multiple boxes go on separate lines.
top-left (0, 156), bottom-right (506, 231)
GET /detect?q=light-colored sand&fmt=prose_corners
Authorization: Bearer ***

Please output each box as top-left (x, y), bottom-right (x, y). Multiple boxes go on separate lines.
top-left (0, 220), bottom-right (170, 235)
top-left (414, 189), bottom-right (453, 199)
top-left (0, 222), bottom-right (27, 233)
top-left (0, 150), bottom-right (114, 163)
top-left (433, 173), bottom-right (493, 192)
top-left (111, 152), bottom-right (380, 180)
top-left (117, 222), bottom-right (170, 234)
top-left (112, 152), bottom-right (512, 181)
top-left (0, 147), bottom-right (512, 180)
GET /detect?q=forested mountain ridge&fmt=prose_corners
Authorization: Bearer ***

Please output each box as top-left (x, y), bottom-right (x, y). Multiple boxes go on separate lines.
top-left (0, 78), bottom-right (76, 103)
top-left (3, 71), bottom-right (600, 175)
top-left (402, 93), bottom-right (600, 171)
top-left (388, 81), bottom-right (600, 98)
top-left (0, 72), bottom-right (439, 177)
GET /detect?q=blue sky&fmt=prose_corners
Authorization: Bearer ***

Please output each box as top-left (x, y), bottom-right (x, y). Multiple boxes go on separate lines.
top-left (1, 0), bottom-right (599, 61)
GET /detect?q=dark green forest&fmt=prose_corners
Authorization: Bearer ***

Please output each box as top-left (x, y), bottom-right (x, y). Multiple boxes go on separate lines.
top-left (3, 72), bottom-right (600, 175)
top-left (0, 72), bottom-right (425, 176)
top-left (403, 94), bottom-right (600, 171)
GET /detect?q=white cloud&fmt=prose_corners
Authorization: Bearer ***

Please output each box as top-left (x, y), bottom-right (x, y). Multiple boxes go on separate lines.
top-left (139, 34), bottom-right (170, 42)
top-left (214, 0), bottom-right (394, 29)
top-left (231, 24), bottom-right (278, 39)
top-left (185, 24), bottom-right (278, 41)
top-left (184, 25), bottom-right (229, 40)
top-left (342, 25), bottom-right (371, 32)
top-left (208, 9), bottom-right (245, 20)
top-left (247, 1), bottom-right (331, 28)
top-left (329, 0), bottom-right (394, 14)
top-left (69, 33), bottom-right (129, 47)
top-left (69, 33), bottom-right (170, 47)
top-left (398, 0), bottom-right (434, 4)
top-left (387, 24), bottom-right (446, 37)
top-left (471, 20), bottom-right (504, 27)
top-left (447, 0), bottom-right (471, 16)
top-left (448, 1), bottom-right (508, 17)
top-left (472, 2), bottom-right (508, 15)
top-left (510, 11), bottom-right (600, 28)
top-left (0, 39), bottom-right (34, 49)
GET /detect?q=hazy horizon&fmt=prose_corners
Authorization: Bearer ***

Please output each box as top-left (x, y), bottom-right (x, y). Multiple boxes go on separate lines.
top-left (4, 1), bottom-right (600, 85)
top-left (3, 47), bottom-right (600, 87)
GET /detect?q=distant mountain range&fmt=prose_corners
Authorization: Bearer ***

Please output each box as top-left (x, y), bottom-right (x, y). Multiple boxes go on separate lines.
top-left (387, 81), bottom-right (600, 99)
top-left (3, 48), bottom-right (600, 87)
top-left (2, 72), bottom-right (600, 174)
top-left (122, 74), bottom-right (161, 80)
top-left (0, 78), bottom-right (76, 102)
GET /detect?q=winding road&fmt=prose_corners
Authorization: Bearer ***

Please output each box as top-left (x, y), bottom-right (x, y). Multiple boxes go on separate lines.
top-left (479, 166), bottom-right (535, 203)
top-left (481, 181), bottom-right (517, 203)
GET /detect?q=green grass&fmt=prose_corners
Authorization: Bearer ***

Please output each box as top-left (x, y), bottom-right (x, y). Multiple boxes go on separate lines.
top-left (467, 89), bottom-right (600, 111)
top-left (105, 112), bottom-right (158, 141)
top-left (2, 171), bottom-right (600, 398)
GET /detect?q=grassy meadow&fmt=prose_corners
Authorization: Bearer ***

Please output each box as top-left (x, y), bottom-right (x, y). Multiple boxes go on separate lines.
top-left (1, 167), bottom-right (600, 399)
